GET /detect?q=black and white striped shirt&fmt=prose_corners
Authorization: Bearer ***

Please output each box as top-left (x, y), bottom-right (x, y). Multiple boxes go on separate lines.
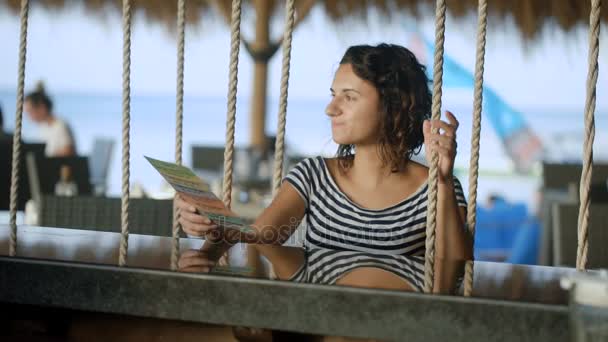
top-left (289, 248), bottom-right (426, 290)
top-left (284, 156), bottom-right (467, 256)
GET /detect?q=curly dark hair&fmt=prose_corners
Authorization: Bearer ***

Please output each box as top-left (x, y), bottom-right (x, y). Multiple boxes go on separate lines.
top-left (336, 43), bottom-right (431, 173)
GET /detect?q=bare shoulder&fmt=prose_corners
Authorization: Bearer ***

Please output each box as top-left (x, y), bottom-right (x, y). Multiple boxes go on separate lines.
top-left (322, 156), bottom-right (336, 165)
top-left (322, 157), bottom-right (340, 174)
top-left (406, 160), bottom-right (429, 181)
top-left (321, 157), bottom-right (340, 179)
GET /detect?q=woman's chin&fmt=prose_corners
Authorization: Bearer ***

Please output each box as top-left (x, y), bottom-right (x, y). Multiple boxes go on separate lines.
top-left (332, 136), bottom-right (352, 145)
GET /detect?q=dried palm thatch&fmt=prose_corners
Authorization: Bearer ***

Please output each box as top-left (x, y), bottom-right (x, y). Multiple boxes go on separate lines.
top-left (2, 0), bottom-right (214, 31)
top-left (2, 0), bottom-right (607, 40)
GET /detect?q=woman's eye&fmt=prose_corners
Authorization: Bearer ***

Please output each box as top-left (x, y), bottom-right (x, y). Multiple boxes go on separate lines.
top-left (345, 95), bottom-right (352, 102)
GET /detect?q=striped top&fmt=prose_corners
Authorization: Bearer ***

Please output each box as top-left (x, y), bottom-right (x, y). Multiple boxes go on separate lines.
top-left (289, 248), bottom-right (427, 290)
top-left (284, 156), bottom-right (467, 256)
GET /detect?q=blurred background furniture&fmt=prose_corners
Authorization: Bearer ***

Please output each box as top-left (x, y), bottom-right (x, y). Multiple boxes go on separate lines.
top-left (552, 202), bottom-right (608, 269)
top-left (38, 195), bottom-right (175, 237)
top-left (0, 140), bottom-right (45, 210)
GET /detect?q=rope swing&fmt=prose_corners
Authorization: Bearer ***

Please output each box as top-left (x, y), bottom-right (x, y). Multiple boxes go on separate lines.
top-left (5, 0), bottom-right (599, 292)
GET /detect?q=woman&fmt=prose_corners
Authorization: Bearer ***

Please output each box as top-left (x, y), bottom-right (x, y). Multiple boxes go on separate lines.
top-left (177, 44), bottom-right (472, 286)
top-left (24, 82), bottom-right (76, 157)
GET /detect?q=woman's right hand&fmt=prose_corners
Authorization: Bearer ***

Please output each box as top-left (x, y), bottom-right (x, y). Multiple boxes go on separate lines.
top-left (176, 195), bottom-right (221, 240)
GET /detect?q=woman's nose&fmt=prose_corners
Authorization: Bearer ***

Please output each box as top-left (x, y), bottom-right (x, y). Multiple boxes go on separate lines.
top-left (325, 98), bottom-right (341, 117)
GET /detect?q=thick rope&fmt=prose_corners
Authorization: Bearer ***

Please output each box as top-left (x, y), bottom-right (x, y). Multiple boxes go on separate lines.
top-left (219, 0), bottom-right (242, 265)
top-left (463, 0), bottom-right (488, 297)
top-left (8, 0), bottom-right (29, 257)
top-left (424, 0), bottom-right (447, 293)
top-left (576, 0), bottom-right (600, 271)
top-left (118, 0), bottom-right (132, 267)
top-left (171, 0), bottom-right (186, 271)
top-left (263, 0), bottom-right (296, 281)
top-left (222, 0), bottom-right (242, 210)
top-left (271, 0), bottom-right (296, 196)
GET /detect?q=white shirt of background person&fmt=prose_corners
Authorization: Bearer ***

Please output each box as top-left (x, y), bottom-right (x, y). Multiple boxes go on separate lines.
top-left (39, 118), bottom-right (74, 157)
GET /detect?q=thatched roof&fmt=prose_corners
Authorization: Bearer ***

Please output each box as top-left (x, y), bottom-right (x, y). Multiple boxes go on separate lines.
top-left (2, 0), bottom-right (607, 40)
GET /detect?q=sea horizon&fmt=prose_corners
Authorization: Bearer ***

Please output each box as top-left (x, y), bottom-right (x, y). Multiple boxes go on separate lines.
top-left (2, 89), bottom-right (607, 208)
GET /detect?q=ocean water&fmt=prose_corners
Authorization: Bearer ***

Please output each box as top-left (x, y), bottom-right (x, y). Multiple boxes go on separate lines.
top-left (1, 90), bottom-right (607, 209)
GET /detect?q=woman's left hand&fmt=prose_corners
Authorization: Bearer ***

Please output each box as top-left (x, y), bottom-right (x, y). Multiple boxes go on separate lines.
top-left (423, 110), bottom-right (459, 185)
top-left (178, 249), bottom-right (217, 273)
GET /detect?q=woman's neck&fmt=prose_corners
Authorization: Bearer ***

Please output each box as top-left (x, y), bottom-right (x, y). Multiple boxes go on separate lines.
top-left (349, 144), bottom-right (399, 190)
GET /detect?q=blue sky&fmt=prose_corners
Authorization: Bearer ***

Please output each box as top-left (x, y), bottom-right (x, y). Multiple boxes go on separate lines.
top-left (0, 2), bottom-right (606, 111)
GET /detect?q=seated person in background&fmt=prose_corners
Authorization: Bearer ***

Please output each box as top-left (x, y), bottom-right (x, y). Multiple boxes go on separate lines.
top-left (177, 43), bottom-right (471, 285)
top-left (24, 81), bottom-right (76, 157)
top-left (0, 104), bottom-right (13, 142)
top-left (486, 193), bottom-right (506, 209)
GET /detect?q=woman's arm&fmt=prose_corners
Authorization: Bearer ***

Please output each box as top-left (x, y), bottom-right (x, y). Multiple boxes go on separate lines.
top-left (178, 180), bottom-right (306, 244)
top-left (436, 180), bottom-right (471, 260)
top-left (179, 181), bottom-right (307, 265)
top-left (224, 180), bottom-right (307, 245)
top-left (423, 111), bottom-right (472, 261)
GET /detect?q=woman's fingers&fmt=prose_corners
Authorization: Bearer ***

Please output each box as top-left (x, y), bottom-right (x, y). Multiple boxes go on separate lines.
top-left (423, 119), bottom-right (432, 136)
top-left (426, 111), bottom-right (459, 137)
top-left (180, 266), bottom-right (213, 273)
top-left (445, 110), bottom-right (459, 128)
top-left (429, 119), bottom-right (457, 137)
top-left (178, 249), bottom-right (216, 271)
top-left (181, 249), bottom-right (205, 258)
top-left (178, 211), bottom-right (218, 236)
top-left (428, 141), bottom-right (455, 158)
top-left (180, 210), bottom-right (211, 225)
top-left (175, 196), bottom-right (219, 237)
top-left (428, 133), bottom-right (455, 148)
top-left (179, 257), bottom-right (216, 269)
top-left (179, 218), bottom-right (218, 237)
top-left (175, 195), bottom-right (196, 213)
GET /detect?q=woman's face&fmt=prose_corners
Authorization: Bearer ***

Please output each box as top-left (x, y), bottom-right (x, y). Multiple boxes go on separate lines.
top-left (24, 101), bottom-right (48, 123)
top-left (326, 63), bottom-right (382, 146)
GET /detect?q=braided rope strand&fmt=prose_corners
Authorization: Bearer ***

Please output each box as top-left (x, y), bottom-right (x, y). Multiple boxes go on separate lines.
top-left (171, 0), bottom-right (186, 271)
top-left (8, 0), bottom-right (29, 257)
top-left (219, 0), bottom-right (243, 265)
top-left (118, 0), bottom-right (132, 267)
top-left (576, 0), bottom-right (600, 270)
top-left (424, 0), bottom-right (447, 293)
top-left (222, 0), bottom-right (242, 210)
top-left (464, 0), bottom-right (488, 297)
top-left (271, 0), bottom-right (296, 196)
